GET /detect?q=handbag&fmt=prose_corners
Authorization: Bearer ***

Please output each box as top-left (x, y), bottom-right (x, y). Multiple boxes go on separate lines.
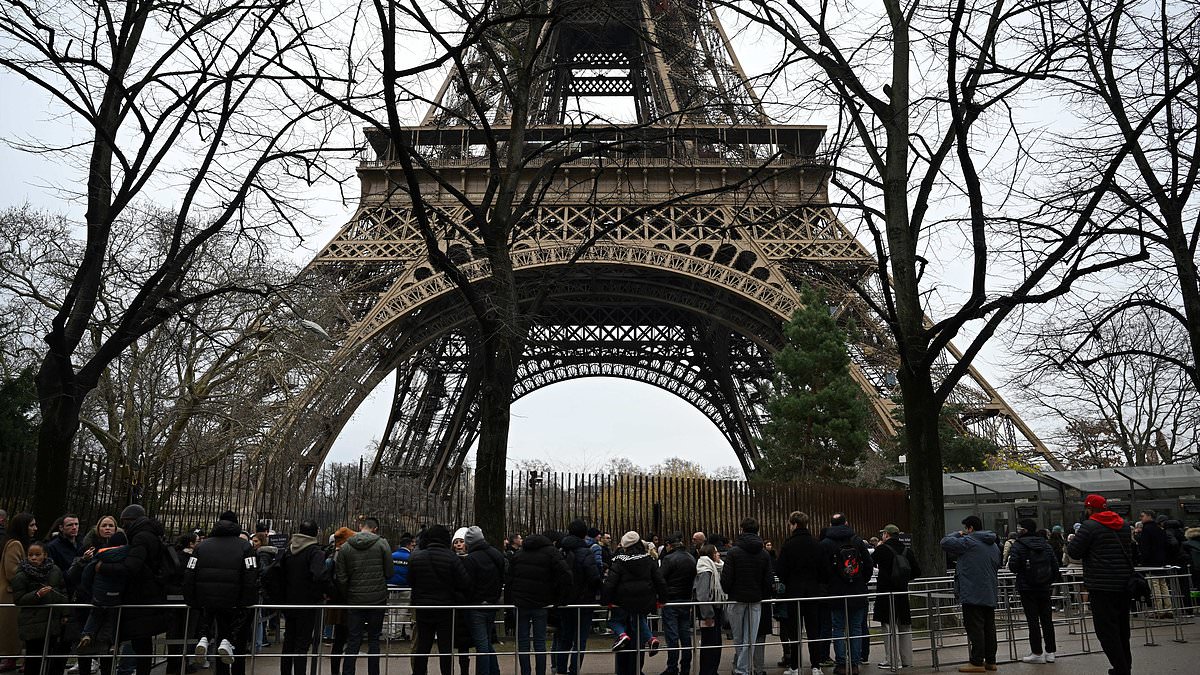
top-left (1108, 529), bottom-right (1152, 603)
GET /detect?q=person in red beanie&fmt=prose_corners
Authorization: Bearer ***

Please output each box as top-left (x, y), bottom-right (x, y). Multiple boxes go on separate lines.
top-left (1067, 494), bottom-right (1135, 675)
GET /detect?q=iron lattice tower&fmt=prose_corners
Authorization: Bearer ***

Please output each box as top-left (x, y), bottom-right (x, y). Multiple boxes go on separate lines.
top-left (275, 0), bottom-right (1054, 492)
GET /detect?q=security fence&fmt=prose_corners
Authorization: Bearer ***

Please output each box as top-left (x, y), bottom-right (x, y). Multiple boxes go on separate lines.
top-left (1, 568), bottom-right (1193, 675)
top-left (0, 451), bottom-right (907, 544)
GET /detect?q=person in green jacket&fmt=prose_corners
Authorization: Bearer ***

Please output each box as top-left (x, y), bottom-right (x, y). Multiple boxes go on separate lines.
top-left (335, 518), bottom-right (392, 675)
top-left (12, 542), bottom-right (69, 675)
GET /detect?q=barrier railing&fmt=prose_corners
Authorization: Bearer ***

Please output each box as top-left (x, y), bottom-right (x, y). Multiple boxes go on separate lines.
top-left (1, 568), bottom-right (1192, 675)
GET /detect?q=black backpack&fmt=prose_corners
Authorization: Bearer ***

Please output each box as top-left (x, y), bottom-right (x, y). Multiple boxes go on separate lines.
top-left (262, 550), bottom-right (288, 602)
top-left (889, 546), bottom-right (913, 586)
top-left (837, 542), bottom-right (863, 582)
top-left (1021, 541), bottom-right (1058, 586)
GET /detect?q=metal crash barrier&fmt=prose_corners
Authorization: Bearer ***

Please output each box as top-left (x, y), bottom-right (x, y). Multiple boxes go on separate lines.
top-left (1, 568), bottom-right (1193, 675)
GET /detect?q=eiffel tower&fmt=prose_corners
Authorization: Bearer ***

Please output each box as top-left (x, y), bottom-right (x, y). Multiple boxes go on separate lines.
top-left (277, 0), bottom-right (1054, 491)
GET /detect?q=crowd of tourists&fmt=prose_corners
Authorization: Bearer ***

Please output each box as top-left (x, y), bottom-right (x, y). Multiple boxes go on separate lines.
top-left (0, 496), bottom-right (1196, 675)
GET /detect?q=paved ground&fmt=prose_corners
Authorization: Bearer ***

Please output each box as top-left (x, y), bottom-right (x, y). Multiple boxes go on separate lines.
top-left (227, 613), bottom-right (1197, 674)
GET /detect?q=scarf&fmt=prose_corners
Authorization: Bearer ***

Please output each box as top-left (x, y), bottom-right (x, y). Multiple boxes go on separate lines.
top-left (695, 555), bottom-right (726, 602)
top-left (17, 557), bottom-right (56, 584)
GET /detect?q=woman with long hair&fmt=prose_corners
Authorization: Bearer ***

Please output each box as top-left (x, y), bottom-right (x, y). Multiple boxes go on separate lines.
top-left (694, 544), bottom-right (726, 675)
top-left (2, 512), bottom-right (39, 672)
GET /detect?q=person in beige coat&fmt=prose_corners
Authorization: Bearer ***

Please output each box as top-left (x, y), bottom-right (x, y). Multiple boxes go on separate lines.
top-left (1, 512), bottom-right (38, 672)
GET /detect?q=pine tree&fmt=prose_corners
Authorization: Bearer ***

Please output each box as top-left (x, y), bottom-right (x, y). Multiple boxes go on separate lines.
top-left (755, 287), bottom-right (870, 482)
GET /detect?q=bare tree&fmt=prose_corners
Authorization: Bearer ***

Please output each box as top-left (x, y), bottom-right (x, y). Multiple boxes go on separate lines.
top-left (1, 0), bottom-right (335, 517)
top-left (0, 205), bottom-right (333, 498)
top-left (1013, 310), bottom-right (1199, 467)
top-left (1026, 0), bottom-right (1200, 391)
top-left (725, 0), bottom-right (1149, 571)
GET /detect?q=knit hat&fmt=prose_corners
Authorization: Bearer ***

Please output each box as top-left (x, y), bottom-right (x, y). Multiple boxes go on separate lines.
top-left (119, 504), bottom-right (146, 521)
top-left (1084, 494), bottom-right (1107, 509)
top-left (453, 527), bottom-right (468, 543)
top-left (1018, 519), bottom-right (1039, 534)
top-left (465, 526), bottom-right (486, 548)
top-left (218, 510), bottom-right (238, 524)
top-left (620, 531), bottom-right (640, 549)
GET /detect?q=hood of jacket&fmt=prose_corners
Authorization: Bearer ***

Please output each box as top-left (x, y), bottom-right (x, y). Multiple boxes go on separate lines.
top-left (1091, 511), bottom-right (1125, 530)
top-left (734, 531), bottom-right (765, 554)
top-left (289, 533), bottom-right (320, 554)
top-left (348, 531), bottom-right (381, 550)
top-left (124, 515), bottom-right (163, 541)
top-left (824, 524), bottom-right (858, 543)
top-left (210, 519), bottom-right (242, 538)
top-left (559, 534), bottom-right (588, 553)
top-left (259, 544), bottom-right (278, 556)
top-left (1185, 527), bottom-right (1200, 541)
top-left (968, 530), bottom-right (999, 546)
top-left (521, 533), bottom-right (553, 552)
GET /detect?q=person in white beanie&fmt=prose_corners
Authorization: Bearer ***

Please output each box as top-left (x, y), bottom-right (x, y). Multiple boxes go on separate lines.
top-left (602, 531), bottom-right (666, 664)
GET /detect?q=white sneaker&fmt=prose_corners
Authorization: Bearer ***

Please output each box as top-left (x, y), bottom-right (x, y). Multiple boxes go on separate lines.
top-left (217, 639), bottom-right (234, 665)
top-left (1020, 653), bottom-right (1045, 664)
top-left (813, 669), bottom-right (825, 675)
top-left (1044, 653), bottom-right (1055, 663)
top-left (193, 637), bottom-right (209, 666)
top-left (783, 670), bottom-right (799, 675)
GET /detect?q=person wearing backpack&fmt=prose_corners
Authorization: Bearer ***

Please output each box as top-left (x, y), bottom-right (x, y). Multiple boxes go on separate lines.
top-left (555, 520), bottom-right (602, 675)
top-left (108, 504), bottom-right (172, 675)
top-left (1008, 519), bottom-right (1059, 664)
top-left (818, 514), bottom-right (874, 675)
top-left (872, 525), bottom-right (920, 669)
top-left (940, 516), bottom-right (1000, 673)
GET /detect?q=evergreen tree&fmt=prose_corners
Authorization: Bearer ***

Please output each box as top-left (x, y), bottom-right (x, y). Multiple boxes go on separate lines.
top-left (0, 366), bottom-right (38, 456)
top-left (755, 287), bottom-right (870, 482)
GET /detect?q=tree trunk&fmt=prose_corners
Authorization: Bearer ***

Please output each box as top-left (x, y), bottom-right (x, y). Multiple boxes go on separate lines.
top-left (898, 367), bottom-right (946, 578)
top-left (33, 354), bottom-right (85, 521)
top-left (473, 329), bottom-right (520, 545)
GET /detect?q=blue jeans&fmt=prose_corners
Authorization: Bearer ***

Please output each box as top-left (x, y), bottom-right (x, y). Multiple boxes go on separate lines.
top-left (552, 607), bottom-right (592, 674)
top-left (468, 609), bottom-right (500, 675)
top-left (516, 607), bottom-right (548, 675)
top-left (608, 609), bottom-right (651, 643)
top-left (343, 608), bottom-right (385, 675)
top-left (661, 605), bottom-right (693, 672)
top-left (726, 602), bottom-right (761, 675)
top-left (831, 606), bottom-right (867, 667)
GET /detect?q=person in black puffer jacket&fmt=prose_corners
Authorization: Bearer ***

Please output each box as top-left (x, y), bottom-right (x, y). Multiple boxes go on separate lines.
top-left (505, 532), bottom-right (571, 675)
top-left (720, 518), bottom-right (774, 675)
top-left (603, 532), bottom-right (667, 653)
top-left (1068, 495), bottom-right (1135, 675)
top-left (276, 521), bottom-right (328, 675)
top-left (657, 533), bottom-right (696, 675)
top-left (1008, 519), bottom-right (1058, 664)
top-left (106, 505), bottom-right (171, 675)
top-left (462, 526), bottom-right (505, 675)
top-left (184, 510), bottom-right (258, 675)
top-left (554, 519), bottom-right (603, 675)
top-left (408, 525), bottom-right (471, 675)
top-left (776, 511), bottom-right (831, 672)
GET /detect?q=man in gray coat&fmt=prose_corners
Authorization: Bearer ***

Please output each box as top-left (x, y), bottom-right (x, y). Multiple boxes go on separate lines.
top-left (941, 516), bottom-right (1000, 673)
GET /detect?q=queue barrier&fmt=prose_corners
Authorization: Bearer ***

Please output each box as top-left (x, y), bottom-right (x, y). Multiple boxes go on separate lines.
top-left (1, 568), bottom-right (1193, 675)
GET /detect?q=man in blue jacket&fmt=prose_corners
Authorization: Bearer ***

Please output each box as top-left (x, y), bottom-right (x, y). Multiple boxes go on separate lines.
top-left (941, 516), bottom-right (1000, 673)
top-left (389, 534), bottom-right (414, 640)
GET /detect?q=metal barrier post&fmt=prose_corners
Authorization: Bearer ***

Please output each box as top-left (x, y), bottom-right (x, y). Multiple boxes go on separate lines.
top-left (1168, 571), bottom-right (1186, 644)
top-left (926, 588), bottom-right (938, 670)
top-left (1004, 576), bottom-right (1017, 662)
